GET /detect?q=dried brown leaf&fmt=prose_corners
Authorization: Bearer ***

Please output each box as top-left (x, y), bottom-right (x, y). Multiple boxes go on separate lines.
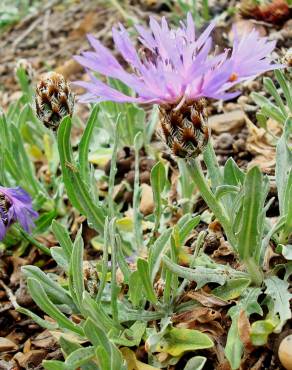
top-left (187, 290), bottom-right (228, 307)
top-left (238, 310), bottom-right (253, 353)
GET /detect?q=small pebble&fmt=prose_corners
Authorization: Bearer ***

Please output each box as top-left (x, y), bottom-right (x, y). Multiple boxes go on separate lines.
top-left (279, 335), bottom-right (292, 370)
top-left (216, 133), bottom-right (233, 149)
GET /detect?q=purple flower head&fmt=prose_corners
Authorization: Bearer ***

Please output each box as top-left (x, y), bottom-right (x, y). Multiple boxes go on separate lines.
top-left (0, 186), bottom-right (38, 240)
top-left (74, 13), bottom-right (281, 106)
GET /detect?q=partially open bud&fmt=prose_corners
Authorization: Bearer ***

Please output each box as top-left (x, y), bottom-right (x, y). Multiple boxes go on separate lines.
top-left (159, 99), bottom-right (209, 159)
top-left (35, 72), bottom-right (74, 131)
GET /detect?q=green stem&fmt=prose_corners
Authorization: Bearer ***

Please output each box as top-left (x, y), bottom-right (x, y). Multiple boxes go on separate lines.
top-left (203, 141), bottom-right (223, 189)
top-left (107, 123), bottom-right (120, 218)
top-left (133, 140), bottom-right (143, 251)
top-left (18, 228), bottom-right (51, 256)
top-left (109, 220), bottom-right (120, 326)
top-left (96, 218), bottom-right (110, 304)
top-left (187, 158), bottom-right (236, 248)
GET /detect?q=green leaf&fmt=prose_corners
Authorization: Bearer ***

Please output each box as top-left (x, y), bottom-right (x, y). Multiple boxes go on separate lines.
top-left (263, 77), bottom-right (287, 117)
top-left (203, 141), bottom-right (223, 189)
top-left (151, 161), bottom-right (166, 220)
top-left (212, 278), bottom-right (251, 301)
top-left (52, 220), bottom-right (73, 260)
top-left (155, 327), bottom-right (213, 356)
top-left (150, 160), bottom-right (167, 230)
top-left (84, 318), bottom-right (124, 370)
top-left (10, 124), bottom-right (44, 195)
top-left (16, 305), bottom-right (58, 330)
top-left (59, 335), bottom-right (81, 356)
top-left (22, 266), bottom-right (76, 309)
top-left (250, 317), bottom-right (280, 346)
top-left (215, 185), bottom-right (240, 200)
top-left (237, 166), bottom-right (266, 263)
top-left (128, 270), bottom-right (143, 307)
top-left (114, 321), bottom-right (146, 346)
top-left (78, 105), bottom-right (99, 184)
top-left (149, 228), bottom-right (172, 282)
top-left (57, 116), bottom-right (105, 233)
top-left (0, 112), bottom-right (11, 150)
top-left (225, 319), bottom-right (242, 370)
top-left (27, 278), bottom-right (83, 336)
top-left (33, 210), bottom-right (57, 234)
top-left (184, 356), bottom-right (207, 370)
top-left (145, 105), bottom-right (159, 144)
top-left (69, 227), bottom-right (84, 308)
top-left (276, 118), bottom-right (292, 215)
top-left (251, 92), bottom-right (286, 124)
top-left (162, 255), bottom-right (227, 288)
top-left (178, 215), bottom-right (200, 245)
top-left (275, 69), bottom-right (292, 112)
top-left (264, 276), bottom-right (292, 332)
top-left (261, 104), bottom-right (286, 125)
top-left (137, 258), bottom-right (158, 304)
top-left (65, 347), bottom-right (95, 369)
top-left (82, 291), bottom-right (115, 333)
top-left (43, 361), bottom-right (66, 370)
top-left (225, 288), bottom-right (262, 369)
top-left (51, 247), bottom-right (69, 271)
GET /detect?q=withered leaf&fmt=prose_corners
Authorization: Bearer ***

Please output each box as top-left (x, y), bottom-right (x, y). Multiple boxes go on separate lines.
top-left (187, 290), bottom-right (228, 307)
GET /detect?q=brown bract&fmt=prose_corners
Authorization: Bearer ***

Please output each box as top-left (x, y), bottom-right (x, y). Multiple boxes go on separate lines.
top-left (159, 99), bottom-right (209, 159)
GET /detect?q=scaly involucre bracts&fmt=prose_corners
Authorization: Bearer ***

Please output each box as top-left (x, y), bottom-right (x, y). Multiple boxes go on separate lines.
top-left (0, 186), bottom-right (38, 240)
top-left (74, 13), bottom-right (281, 105)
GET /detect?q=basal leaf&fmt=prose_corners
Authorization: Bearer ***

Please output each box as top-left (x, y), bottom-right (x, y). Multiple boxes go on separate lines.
top-left (237, 166), bottom-right (265, 262)
top-left (137, 258), bottom-right (158, 304)
top-left (212, 278), bottom-right (251, 301)
top-left (156, 327), bottom-right (213, 356)
top-left (264, 276), bottom-right (292, 332)
top-left (184, 356), bottom-right (207, 370)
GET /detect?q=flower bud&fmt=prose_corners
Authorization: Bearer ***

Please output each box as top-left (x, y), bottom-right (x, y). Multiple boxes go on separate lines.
top-left (35, 72), bottom-right (74, 131)
top-left (14, 58), bottom-right (35, 84)
top-left (159, 99), bottom-right (209, 159)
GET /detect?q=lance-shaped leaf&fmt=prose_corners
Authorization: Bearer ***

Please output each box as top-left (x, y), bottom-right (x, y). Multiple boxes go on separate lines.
top-left (236, 166), bottom-right (268, 263)
top-left (276, 118), bottom-right (292, 216)
top-left (57, 116), bottom-right (105, 233)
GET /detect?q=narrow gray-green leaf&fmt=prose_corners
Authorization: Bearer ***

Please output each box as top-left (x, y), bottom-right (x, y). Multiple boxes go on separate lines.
top-left (137, 258), bottom-right (158, 304)
top-left (27, 278), bottom-right (83, 336)
top-left (237, 166), bottom-right (263, 260)
top-left (78, 105), bottom-right (99, 183)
